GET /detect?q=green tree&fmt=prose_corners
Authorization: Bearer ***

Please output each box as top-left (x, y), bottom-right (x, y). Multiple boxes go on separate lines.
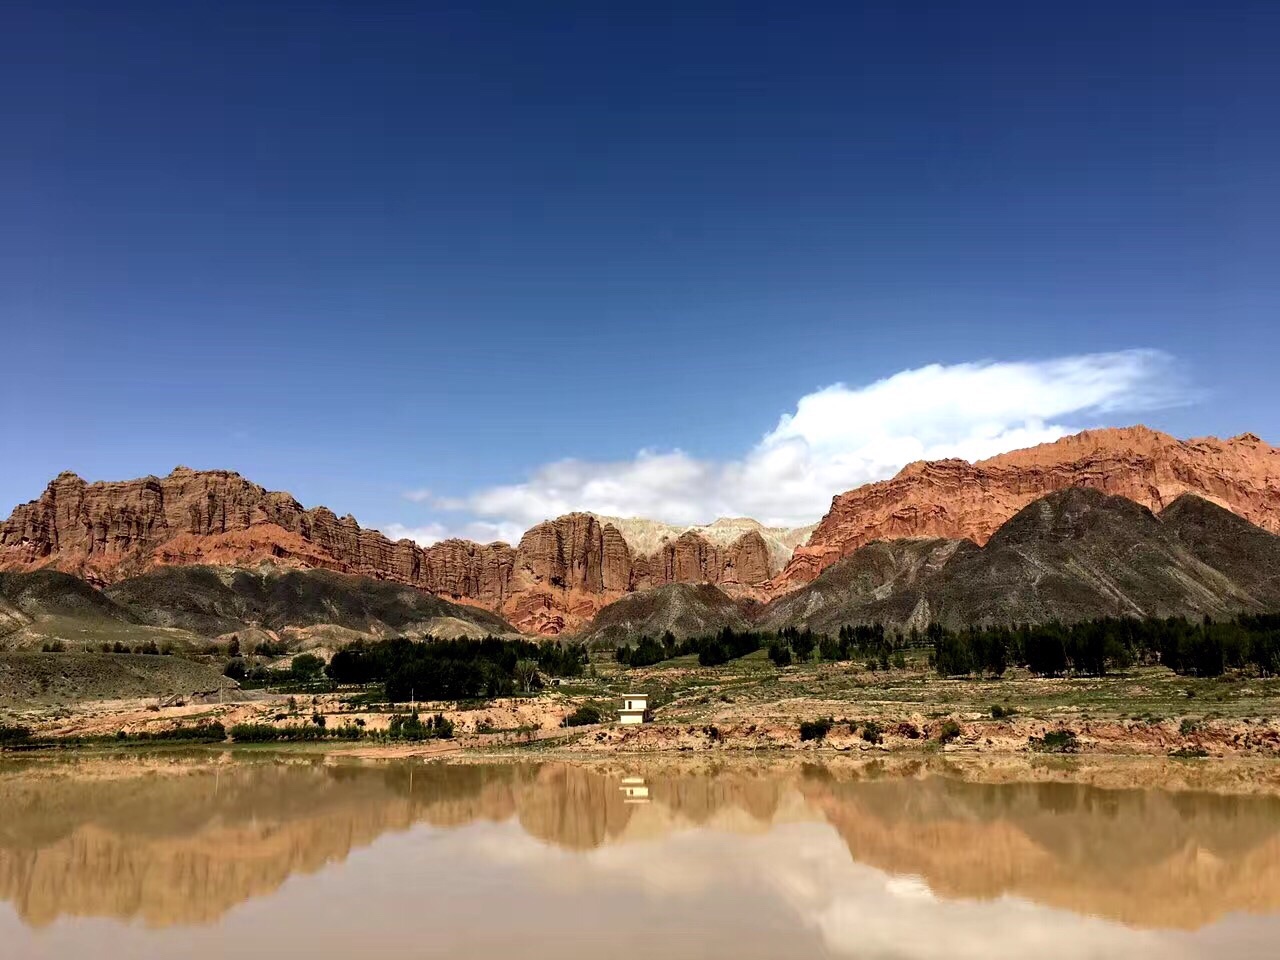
top-left (290, 654), bottom-right (325, 681)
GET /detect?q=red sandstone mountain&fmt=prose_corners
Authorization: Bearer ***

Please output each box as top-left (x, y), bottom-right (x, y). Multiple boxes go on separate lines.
top-left (774, 426), bottom-right (1280, 589)
top-left (0, 468), bottom-right (788, 634)
top-left (5, 426), bottom-right (1278, 635)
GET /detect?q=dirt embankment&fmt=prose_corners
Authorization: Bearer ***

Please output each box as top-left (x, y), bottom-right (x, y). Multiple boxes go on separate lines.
top-left (562, 713), bottom-right (1280, 760)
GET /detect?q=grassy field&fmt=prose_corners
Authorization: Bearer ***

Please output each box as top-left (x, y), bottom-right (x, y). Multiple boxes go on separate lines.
top-left (572, 647), bottom-right (1280, 728)
top-left (6, 644), bottom-right (1280, 760)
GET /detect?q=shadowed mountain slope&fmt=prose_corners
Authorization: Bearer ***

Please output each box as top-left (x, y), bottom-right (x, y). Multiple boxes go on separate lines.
top-left (776, 427), bottom-right (1280, 589)
top-left (759, 490), bottom-right (1280, 633)
top-left (0, 566), bottom-right (516, 650)
top-left (104, 566), bottom-right (515, 637)
top-left (575, 583), bottom-right (753, 645)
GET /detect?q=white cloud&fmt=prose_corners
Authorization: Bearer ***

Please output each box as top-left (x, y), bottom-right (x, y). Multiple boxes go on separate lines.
top-left (384, 520), bottom-right (525, 548)
top-left (383, 522), bottom-right (450, 546)
top-left (401, 488), bottom-right (435, 504)
top-left (392, 349), bottom-right (1191, 541)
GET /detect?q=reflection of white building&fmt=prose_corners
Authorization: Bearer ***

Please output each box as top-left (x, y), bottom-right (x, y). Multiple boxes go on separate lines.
top-left (620, 776), bottom-right (650, 804)
top-left (619, 693), bottom-right (649, 725)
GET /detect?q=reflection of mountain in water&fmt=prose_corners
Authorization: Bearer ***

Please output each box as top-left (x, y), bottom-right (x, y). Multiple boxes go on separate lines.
top-left (1, 757), bottom-right (1279, 929)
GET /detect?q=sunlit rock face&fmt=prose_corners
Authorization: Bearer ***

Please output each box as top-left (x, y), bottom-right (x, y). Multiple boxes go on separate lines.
top-left (9, 427), bottom-right (1276, 635)
top-left (775, 427), bottom-right (1280, 589)
top-left (0, 474), bottom-right (800, 635)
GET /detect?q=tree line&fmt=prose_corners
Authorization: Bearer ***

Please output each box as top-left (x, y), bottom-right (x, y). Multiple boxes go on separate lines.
top-left (615, 624), bottom-right (910, 669)
top-left (612, 614), bottom-right (1280, 679)
top-left (326, 636), bottom-right (588, 701)
top-left (929, 615), bottom-right (1280, 678)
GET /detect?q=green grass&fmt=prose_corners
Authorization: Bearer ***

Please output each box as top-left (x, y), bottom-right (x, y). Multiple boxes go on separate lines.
top-left (595, 656), bottom-right (1280, 728)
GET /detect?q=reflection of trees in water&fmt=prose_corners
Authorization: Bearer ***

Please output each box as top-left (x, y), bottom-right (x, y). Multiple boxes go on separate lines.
top-left (1, 758), bottom-right (1279, 929)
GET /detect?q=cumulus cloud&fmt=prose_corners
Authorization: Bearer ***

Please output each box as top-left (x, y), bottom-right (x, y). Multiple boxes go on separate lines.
top-left (392, 349), bottom-right (1190, 540)
top-left (384, 519), bottom-right (525, 548)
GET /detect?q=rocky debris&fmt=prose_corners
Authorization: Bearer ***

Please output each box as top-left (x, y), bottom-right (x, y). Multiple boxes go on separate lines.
top-left (774, 426), bottom-right (1280, 589)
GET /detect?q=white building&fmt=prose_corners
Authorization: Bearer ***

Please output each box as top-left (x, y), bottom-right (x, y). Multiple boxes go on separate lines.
top-left (619, 693), bottom-right (649, 725)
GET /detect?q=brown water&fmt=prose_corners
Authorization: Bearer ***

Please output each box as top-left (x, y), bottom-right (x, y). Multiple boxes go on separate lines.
top-left (2, 755), bottom-right (1280, 958)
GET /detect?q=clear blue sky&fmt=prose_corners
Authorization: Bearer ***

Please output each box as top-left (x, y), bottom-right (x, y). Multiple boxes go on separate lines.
top-left (4, 2), bottom-right (1278, 539)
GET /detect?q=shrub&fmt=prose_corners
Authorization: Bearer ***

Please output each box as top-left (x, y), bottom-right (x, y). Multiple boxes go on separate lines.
top-left (1029, 729), bottom-right (1079, 753)
top-left (230, 723), bottom-right (285, 743)
top-left (563, 705), bottom-right (603, 727)
top-left (387, 712), bottom-right (450, 741)
top-left (799, 717), bottom-right (834, 742)
top-left (0, 725), bottom-right (33, 745)
top-left (990, 704), bottom-right (1017, 720)
top-left (791, 631), bottom-right (817, 663)
top-left (894, 721), bottom-right (922, 740)
top-left (818, 635), bottom-right (846, 662)
top-left (229, 722), bottom-right (330, 743)
top-left (859, 721), bottom-right (884, 745)
top-left (430, 712), bottom-right (454, 739)
top-left (698, 642), bottom-right (730, 667)
top-left (616, 634), bottom-right (670, 667)
top-left (1179, 717), bottom-right (1202, 736)
top-left (290, 654), bottom-right (325, 681)
top-left (125, 722), bottom-right (226, 743)
top-left (937, 719), bottom-right (962, 744)
top-left (703, 725), bottom-right (722, 742)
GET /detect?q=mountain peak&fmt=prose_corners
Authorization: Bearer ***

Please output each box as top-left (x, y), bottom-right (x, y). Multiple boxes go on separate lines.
top-left (774, 425), bottom-right (1280, 590)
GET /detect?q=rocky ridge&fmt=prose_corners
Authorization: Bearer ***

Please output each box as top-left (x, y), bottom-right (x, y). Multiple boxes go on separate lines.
top-left (775, 426), bottom-right (1280, 589)
top-left (760, 489), bottom-right (1280, 633)
top-left (6, 427), bottom-right (1279, 636)
top-left (0, 469), bottom-right (795, 635)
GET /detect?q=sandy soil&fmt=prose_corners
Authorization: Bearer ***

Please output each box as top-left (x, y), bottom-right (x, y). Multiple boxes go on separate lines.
top-left (8, 657), bottom-right (1280, 766)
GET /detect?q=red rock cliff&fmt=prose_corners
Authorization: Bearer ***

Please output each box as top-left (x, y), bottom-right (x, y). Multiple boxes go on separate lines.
top-left (0, 471), bottom-right (776, 634)
top-left (774, 426), bottom-right (1280, 589)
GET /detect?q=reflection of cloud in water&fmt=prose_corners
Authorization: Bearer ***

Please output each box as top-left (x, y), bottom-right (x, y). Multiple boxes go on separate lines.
top-left (453, 819), bottom-right (1181, 960)
top-left (2, 759), bottom-right (1280, 959)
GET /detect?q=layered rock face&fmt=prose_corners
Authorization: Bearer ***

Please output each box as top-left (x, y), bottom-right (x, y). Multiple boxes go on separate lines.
top-left (0, 471), bottom-right (783, 635)
top-left (9, 426), bottom-right (1276, 634)
top-left (775, 426), bottom-right (1280, 589)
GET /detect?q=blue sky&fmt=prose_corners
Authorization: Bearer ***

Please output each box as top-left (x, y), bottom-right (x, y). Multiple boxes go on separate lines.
top-left (3, 2), bottom-right (1278, 542)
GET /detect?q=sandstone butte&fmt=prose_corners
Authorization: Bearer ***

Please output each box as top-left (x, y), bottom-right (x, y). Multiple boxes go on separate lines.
top-left (772, 425), bottom-right (1280, 590)
top-left (0, 468), bottom-right (800, 635)
top-left (4, 426), bottom-right (1278, 634)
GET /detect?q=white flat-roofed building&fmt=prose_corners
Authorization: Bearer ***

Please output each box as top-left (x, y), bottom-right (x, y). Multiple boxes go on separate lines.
top-left (619, 693), bottom-right (649, 725)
